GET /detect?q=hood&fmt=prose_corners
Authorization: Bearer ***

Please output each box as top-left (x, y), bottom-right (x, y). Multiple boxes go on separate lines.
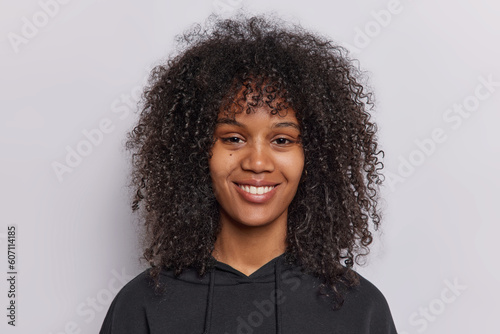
top-left (168, 252), bottom-right (298, 334)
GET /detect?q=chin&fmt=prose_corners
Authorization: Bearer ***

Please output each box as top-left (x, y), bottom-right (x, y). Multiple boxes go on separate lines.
top-left (233, 212), bottom-right (283, 227)
top-left (237, 219), bottom-right (274, 227)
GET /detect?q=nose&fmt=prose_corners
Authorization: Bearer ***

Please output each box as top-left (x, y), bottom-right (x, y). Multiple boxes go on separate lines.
top-left (240, 141), bottom-right (275, 174)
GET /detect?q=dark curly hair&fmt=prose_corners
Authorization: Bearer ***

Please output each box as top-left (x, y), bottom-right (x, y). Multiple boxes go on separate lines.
top-left (125, 13), bottom-right (385, 309)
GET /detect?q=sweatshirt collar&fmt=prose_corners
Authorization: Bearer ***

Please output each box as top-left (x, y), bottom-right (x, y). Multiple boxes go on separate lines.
top-left (211, 253), bottom-right (285, 280)
top-left (202, 252), bottom-right (287, 334)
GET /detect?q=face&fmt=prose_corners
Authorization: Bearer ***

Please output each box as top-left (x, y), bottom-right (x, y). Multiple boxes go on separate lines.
top-left (209, 103), bottom-right (305, 229)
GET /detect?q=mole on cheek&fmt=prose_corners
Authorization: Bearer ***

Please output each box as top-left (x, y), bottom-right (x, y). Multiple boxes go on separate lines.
top-left (230, 154), bottom-right (232, 156)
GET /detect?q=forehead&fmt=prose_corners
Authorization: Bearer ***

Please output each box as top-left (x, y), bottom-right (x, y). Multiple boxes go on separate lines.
top-left (218, 79), bottom-right (292, 119)
top-left (215, 107), bottom-right (301, 136)
top-left (217, 107), bottom-right (298, 124)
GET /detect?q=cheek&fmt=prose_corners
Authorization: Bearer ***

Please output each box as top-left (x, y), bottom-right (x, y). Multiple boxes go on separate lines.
top-left (297, 150), bottom-right (305, 172)
top-left (209, 160), bottom-right (222, 187)
top-left (282, 150), bottom-right (305, 182)
top-left (209, 152), bottom-right (236, 191)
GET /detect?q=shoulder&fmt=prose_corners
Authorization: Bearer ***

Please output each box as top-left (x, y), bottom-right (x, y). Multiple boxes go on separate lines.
top-left (125, 268), bottom-right (156, 291)
top-left (112, 268), bottom-right (157, 305)
top-left (350, 273), bottom-right (392, 307)
top-left (99, 268), bottom-right (157, 334)
top-left (341, 272), bottom-right (398, 332)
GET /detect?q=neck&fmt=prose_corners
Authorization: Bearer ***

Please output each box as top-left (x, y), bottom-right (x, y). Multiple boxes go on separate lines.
top-left (212, 213), bottom-right (287, 276)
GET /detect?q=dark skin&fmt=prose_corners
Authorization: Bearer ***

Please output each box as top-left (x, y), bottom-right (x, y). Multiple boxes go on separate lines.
top-left (127, 16), bottom-right (384, 308)
top-left (209, 100), bottom-right (304, 276)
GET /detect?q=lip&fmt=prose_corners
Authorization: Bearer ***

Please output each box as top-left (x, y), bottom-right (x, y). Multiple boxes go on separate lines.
top-left (232, 181), bottom-right (280, 204)
top-left (234, 179), bottom-right (280, 187)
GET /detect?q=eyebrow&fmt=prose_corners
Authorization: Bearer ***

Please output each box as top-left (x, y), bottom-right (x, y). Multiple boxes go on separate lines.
top-left (215, 118), bottom-right (300, 131)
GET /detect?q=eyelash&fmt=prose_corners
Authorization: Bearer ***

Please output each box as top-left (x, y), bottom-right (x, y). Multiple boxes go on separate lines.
top-left (273, 138), bottom-right (294, 145)
top-left (221, 137), bottom-right (243, 144)
top-left (220, 137), bottom-right (295, 145)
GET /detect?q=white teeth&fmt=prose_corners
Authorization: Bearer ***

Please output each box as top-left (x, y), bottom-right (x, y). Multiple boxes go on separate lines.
top-left (238, 184), bottom-right (275, 195)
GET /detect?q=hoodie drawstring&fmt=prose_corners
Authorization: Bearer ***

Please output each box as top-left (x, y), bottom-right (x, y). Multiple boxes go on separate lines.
top-left (275, 256), bottom-right (282, 334)
top-left (202, 255), bottom-right (283, 334)
top-left (202, 267), bottom-right (216, 334)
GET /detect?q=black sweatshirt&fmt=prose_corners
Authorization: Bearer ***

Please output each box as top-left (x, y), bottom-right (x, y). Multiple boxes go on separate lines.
top-left (100, 253), bottom-right (397, 333)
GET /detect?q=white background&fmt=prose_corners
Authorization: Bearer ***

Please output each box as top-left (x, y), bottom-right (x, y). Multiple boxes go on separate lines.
top-left (1, 0), bottom-right (499, 333)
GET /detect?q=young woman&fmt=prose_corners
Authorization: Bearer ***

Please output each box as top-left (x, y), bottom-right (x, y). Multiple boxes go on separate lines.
top-left (100, 14), bottom-right (397, 334)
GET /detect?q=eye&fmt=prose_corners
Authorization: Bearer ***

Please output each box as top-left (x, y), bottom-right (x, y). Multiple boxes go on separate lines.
top-left (221, 136), bottom-right (243, 144)
top-left (272, 137), bottom-right (294, 145)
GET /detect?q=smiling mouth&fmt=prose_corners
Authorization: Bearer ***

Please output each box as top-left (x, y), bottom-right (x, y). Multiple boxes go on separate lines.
top-left (236, 184), bottom-right (276, 195)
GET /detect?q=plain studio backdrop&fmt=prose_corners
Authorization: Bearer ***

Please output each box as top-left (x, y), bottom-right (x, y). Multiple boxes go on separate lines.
top-left (1, 0), bottom-right (499, 333)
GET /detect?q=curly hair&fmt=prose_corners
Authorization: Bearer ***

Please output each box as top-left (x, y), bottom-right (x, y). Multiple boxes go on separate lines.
top-left (125, 13), bottom-right (385, 309)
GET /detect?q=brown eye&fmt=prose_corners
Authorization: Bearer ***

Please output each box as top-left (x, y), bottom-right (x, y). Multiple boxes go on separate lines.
top-left (221, 137), bottom-right (243, 144)
top-left (273, 138), bottom-right (294, 145)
